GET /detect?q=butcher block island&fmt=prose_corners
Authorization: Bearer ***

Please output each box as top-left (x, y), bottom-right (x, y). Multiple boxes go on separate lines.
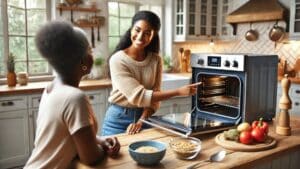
top-left (74, 116), bottom-right (300, 169)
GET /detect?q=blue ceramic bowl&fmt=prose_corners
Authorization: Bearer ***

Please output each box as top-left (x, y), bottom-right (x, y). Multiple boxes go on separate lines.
top-left (128, 140), bottom-right (166, 165)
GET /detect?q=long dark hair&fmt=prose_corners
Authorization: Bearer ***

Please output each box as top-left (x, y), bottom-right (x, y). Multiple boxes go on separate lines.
top-left (106, 10), bottom-right (161, 78)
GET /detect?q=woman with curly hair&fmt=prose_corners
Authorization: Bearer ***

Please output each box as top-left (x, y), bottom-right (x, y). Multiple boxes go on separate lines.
top-left (24, 21), bottom-right (120, 169)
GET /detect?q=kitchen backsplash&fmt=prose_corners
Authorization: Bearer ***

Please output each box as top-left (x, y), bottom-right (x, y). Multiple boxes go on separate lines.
top-left (173, 21), bottom-right (300, 71)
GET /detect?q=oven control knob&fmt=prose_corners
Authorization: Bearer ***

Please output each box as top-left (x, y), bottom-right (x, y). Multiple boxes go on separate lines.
top-left (232, 60), bottom-right (239, 68)
top-left (197, 59), bottom-right (204, 65)
top-left (224, 60), bottom-right (230, 67)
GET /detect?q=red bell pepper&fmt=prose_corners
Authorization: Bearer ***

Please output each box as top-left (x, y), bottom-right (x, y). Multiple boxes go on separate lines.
top-left (252, 118), bottom-right (269, 134)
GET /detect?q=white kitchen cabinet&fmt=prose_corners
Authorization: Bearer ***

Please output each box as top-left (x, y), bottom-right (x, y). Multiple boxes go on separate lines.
top-left (85, 89), bottom-right (109, 135)
top-left (174, 0), bottom-right (233, 42)
top-left (155, 96), bottom-right (191, 116)
top-left (217, 0), bottom-right (234, 39)
top-left (277, 83), bottom-right (300, 115)
top-left (289, 0), bottom-right (300, 40)
top-left (28, 94), bottom-right (41, 152)
top-left (0, 96), bottom-right (30, 169)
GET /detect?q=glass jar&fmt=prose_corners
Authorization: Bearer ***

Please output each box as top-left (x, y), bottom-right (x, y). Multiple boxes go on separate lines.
top-left (17, 72), bottom-right (28, 85)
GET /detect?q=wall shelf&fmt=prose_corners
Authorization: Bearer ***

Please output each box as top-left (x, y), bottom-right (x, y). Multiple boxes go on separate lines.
top-left (56, 6), bottom-right (101, 13)
top-left (56, 4), bottom-right (103, 48)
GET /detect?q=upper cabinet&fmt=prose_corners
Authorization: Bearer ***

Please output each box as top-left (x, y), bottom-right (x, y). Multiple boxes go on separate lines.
top-left (174, 0), bottom-right (233, 42)
top-left (290, 0), bottom-right (300, 40)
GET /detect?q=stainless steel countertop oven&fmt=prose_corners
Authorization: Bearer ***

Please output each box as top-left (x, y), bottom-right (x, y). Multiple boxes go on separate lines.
top-left (144, 53), bottom-right (278, 137)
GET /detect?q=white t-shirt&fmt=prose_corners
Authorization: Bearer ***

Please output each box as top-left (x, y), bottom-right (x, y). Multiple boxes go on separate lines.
top-left (24, 84), bottom-right (97, 169)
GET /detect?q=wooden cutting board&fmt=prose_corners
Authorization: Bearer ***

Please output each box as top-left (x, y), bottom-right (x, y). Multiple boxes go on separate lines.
top-left (215, 133), bottom-right (276, 152)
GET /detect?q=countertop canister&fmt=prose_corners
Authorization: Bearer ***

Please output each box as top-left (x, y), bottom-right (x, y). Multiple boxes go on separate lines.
top-left (17, 72), bottom-right (28, 85)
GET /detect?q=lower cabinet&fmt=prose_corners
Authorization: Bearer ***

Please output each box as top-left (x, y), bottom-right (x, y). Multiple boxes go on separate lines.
top-left (0, 88), bottom-right (109, 169)
top-left (0, 96), bottom-right (30, 169)
top-left (85, 89), bottom-right (109, 135)
top-left (155, 97), bottom-right (191, 116)
top-left (28, 94), bottom-right (42, 153)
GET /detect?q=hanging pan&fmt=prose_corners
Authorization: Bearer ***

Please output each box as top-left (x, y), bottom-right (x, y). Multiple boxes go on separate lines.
top-left (245, 23), bottom-right (258, 41)
top-left (269, 20), bottom-right (285, 42)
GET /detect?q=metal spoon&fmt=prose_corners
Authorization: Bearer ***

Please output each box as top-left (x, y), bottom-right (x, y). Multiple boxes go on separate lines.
top-left (186, 150), bottom-right (227, 169)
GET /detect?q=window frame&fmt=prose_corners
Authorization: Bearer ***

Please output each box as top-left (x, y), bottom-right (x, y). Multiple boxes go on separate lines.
top-left (0, 0), bottom-right (54, 84)
top-left (108, 1), bottom-right (139, 54)
top-left (108, 0), bottom-right (165, 56)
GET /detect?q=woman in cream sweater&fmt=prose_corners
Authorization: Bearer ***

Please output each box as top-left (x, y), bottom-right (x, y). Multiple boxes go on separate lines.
top-left (102, 11), bottom-right (200, 136)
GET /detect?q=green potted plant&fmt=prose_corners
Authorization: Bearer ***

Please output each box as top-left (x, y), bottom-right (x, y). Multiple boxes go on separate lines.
top-left (6, 53), bottom-right (17, 87)
top-left (92, 57), bottom-right (104, 79)
top-left (163, 56), bottom-right (173, 73)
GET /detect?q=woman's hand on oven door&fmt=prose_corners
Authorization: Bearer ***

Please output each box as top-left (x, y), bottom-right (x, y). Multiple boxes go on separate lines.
top-left (177, 82), bottom-right (202, 96)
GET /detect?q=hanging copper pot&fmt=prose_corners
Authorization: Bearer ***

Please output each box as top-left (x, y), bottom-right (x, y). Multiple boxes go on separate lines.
top-left (245, 23), bottom-right (258, 41)
top-left (269, 20), bottom-right (285, 42)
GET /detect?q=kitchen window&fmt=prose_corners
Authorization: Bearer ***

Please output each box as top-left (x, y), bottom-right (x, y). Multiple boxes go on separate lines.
top-left (108, 1), bottom-right (137, 54)
top-left (0, 0), bottom-right (52, 82)
top-left (108, 1), bottom-right (163, 55)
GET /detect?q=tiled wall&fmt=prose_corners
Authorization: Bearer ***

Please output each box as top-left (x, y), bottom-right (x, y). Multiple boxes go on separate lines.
top-left (173, 21), bottom-right (300, 71)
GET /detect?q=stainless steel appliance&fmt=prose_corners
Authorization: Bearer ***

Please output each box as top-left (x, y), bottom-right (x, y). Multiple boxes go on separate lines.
top-left (143, 54), bottom-right (278, 137)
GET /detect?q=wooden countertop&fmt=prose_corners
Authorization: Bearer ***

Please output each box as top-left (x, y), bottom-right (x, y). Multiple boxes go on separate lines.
top-left (278, 76), bottom-right (300, 84)
top-left (0, 73), bottom-right (192, 96)
top-left (74, 116), bottom-right (300, 169)
top-left (1, 74), bottom-right (299, 96)
top-left (0, 79), bottom-right (112, 96)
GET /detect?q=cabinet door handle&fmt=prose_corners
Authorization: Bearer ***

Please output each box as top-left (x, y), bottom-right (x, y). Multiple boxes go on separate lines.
top-left (295, 90), bottom-right (300, 94)
top-left (89, 95), bottom-right (94, 100)
top-left (1, 101), bottom-right (14, 106)
top-left (295, 102), bottom-right (299, 106)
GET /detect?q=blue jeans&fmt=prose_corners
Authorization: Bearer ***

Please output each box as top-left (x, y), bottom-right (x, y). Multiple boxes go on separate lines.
top-left (101, 104), bottom-right (152, 136)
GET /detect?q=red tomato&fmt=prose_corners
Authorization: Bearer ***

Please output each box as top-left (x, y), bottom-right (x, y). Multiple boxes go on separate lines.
top-left (252, 118), bottom-right (269, 134)
top-left (251, 128), bottom-right (266, 142)
top-left (239, 131), bottom-right (253, 144)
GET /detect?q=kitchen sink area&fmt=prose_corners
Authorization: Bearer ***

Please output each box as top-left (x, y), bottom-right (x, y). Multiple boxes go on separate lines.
top-left (161, 73), bottom-right (191, 90)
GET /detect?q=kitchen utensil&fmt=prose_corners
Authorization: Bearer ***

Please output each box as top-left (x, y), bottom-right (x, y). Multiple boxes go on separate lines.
top-left (91, 27), bottom-right (95, 48)
top-left (245, 23), bottom-right (258, 41)
top-left (269, 20), bottom-right (285, 42)
top-left (65, 0), bottom-right (82, 6)
top-left (293, 58), bottom-right (300, 77)
top-left (179, 48), bottom-right (186, 72)
top-left (184, 49), bottom-right (191, 72)
top-left (186, 150), bottom-right (226, 169)
top-left (276, 74), bottom-right (292, 136)
top-left (70, 10), bottom-right (74, 23)
top-left (97, 25), bottom-right (100, 41)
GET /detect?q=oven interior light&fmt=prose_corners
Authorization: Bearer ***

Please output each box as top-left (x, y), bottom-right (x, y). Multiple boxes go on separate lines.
top-left (211, 121), bottom-right (222, 127)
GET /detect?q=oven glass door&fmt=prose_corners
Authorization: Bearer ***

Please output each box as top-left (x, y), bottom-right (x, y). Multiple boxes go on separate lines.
top-left (196, 72), bottom-right (242, 120)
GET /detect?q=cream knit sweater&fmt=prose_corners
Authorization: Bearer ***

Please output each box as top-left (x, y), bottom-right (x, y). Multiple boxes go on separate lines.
top-left (108, 50), bottom-right (162, 111)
